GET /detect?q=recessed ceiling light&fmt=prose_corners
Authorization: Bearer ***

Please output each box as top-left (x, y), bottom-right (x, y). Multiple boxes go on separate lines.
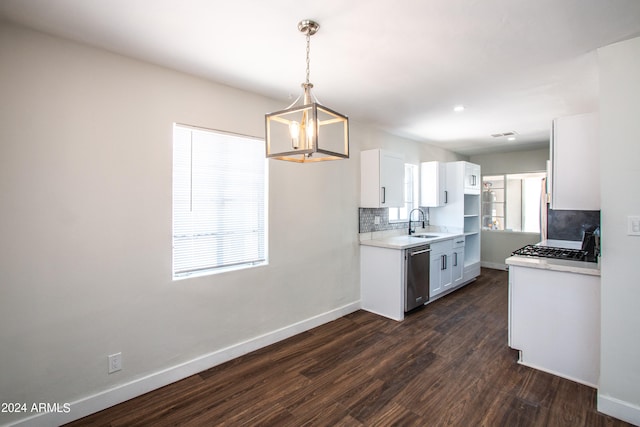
top-left (453, 105), bottom-right (465, 112)
top-left (507, 136), bottom-right (516, 141)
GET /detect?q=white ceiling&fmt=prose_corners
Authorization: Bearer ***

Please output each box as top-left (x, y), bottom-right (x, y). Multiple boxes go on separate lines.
top-left (2, 0), bottom-right (640, 155)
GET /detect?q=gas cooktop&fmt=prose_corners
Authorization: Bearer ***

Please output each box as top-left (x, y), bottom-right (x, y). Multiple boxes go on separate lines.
top-left (511, 244), bottom-right (595, 262)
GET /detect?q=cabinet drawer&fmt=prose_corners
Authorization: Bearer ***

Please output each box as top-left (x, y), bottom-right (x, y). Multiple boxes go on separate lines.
top-left (430, 239), bottom-right (452, 253)
top-left (453, 236), bottom-right (465, 248)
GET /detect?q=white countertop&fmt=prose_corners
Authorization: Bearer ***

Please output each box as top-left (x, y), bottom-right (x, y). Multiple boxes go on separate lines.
top-left (506, 239), bottom-right (601, 276)
top-left (360, 231), bottom-right (464, 250)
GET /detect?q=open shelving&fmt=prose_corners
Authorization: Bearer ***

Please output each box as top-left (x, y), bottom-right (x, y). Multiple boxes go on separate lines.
top-left (429, 161), bottom-right (482, 281)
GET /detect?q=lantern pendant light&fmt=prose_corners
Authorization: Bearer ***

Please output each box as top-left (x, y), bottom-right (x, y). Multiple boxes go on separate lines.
top-left (265, 20), bottom-right (349, 163)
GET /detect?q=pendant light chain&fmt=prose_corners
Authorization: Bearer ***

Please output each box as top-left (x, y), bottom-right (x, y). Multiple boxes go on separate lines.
top-left (305, 31), bottom-right (311, 85)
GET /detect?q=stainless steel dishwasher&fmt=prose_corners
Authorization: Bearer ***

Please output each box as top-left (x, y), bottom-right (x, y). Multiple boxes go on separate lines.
top-left (405, 244), bottom-right (431, 312)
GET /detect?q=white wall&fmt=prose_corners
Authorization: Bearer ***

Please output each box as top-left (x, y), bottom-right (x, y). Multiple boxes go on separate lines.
top-left (0, 22), bottom-right (361, 425)
top-left (357, 125), bottom-right (464, 165)
top-left (597, 36), bottom-right (640, 425)
top-left (470, 147), bottom-right (548, 176)
top-left (470, 148), bottom-right (548, 268)
top-left (0, 22), bottom-right (459, 425)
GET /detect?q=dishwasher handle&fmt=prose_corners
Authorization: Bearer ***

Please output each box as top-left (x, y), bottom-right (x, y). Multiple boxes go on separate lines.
top-left (410, 248), bottom-right (431, 256)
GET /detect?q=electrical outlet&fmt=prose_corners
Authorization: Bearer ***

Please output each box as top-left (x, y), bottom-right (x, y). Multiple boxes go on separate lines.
top-left (374, 216), bottom-right (381, 225)
top-left (108, 352), bottom-right (122, 374)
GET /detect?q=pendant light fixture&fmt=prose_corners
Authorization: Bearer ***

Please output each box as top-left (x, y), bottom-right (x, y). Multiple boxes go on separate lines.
top-left (265, 20), bottom-right (349, 163)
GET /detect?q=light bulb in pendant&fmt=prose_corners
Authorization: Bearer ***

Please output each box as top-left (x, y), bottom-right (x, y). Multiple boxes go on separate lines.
top-left (306, 119), bottom-right (315, 149)
top-left (289, 121), bottom-right (300, 149)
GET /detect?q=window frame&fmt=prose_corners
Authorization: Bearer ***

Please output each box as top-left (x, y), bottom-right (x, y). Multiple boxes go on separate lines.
top-left (172, 123), bottom-right (269, 279)
top-left (389, 163), bottom-right (419, 223)
top-left (482, 171), bottom-right (546, 234)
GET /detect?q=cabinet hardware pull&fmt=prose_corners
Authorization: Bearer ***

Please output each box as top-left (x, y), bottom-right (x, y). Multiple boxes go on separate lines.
top-left (444, 190), bottom-right (448, 204)
top-left (454, 252), bottom-right (458, 266)
top-left (381, 187), bottom-right (386, 204)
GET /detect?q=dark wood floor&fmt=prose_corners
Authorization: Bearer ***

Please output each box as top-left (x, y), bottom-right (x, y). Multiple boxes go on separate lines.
top-left (66, 269), bottom-right (631, 426)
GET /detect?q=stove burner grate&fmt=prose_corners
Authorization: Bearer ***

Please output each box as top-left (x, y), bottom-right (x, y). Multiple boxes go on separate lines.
top-left (511, 244), bottom-right (591, 262)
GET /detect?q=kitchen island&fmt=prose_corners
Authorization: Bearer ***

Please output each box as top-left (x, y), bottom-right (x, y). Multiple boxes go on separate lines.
top-left (506, 240), bottom-right (601, 387)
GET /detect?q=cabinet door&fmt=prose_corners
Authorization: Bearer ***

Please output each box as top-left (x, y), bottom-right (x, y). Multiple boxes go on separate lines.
top-left (451, 248), bottom-right (465, 287)
top-left (430, 252), bottom-right (444, 297)
top-left (440, 253), bottom-right (453, 290)
top-left (421, 161), bottom-right (447, 207)
top-left (360, 149), bottom-right (404, 208)
top-left (380, 151), bottom-right (404, 207)
top-left (464, 163), bottom-right (481, 194)
top-left (550, 112), bottom-right (599, 210)
top-left (431, 251), bottom-right (453, 296)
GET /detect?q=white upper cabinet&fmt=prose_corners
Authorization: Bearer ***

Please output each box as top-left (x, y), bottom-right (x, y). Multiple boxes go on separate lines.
top-left (360, 149), bottom-right (404, 208)
top-left (550, 112), bottom-right (599, 210)
top-left (464, 162), bottom-right (481, 194)
top-left (420, 161), bottom-right (447, 207)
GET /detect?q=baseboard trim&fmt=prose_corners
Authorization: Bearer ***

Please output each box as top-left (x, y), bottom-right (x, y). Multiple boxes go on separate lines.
top-left (516, 359), bottom-right (598, 389)
top-left (9, 301), bottom-right (361, 427)
top-left (598, 393), bottom-right (640, 426)
top-left (481, 261), bottom-right (508, 271)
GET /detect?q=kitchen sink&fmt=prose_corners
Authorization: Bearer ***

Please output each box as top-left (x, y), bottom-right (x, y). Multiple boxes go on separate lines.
top-left (413, 234), bottom-right (439, 238)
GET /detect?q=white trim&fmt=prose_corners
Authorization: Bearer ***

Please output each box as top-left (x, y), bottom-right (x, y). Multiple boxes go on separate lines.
top-left (481, 261), bottom-right (508, 270)
top-left (597, 393), bottom-right (640, 426)
top-left (7, 301), bottom-right (361, 427)
top-left (516, 360), bottom-right (598, 389)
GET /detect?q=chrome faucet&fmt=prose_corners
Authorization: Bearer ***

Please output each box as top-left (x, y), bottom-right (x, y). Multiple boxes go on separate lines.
top-left (408, 208), bottom-right (426, 235)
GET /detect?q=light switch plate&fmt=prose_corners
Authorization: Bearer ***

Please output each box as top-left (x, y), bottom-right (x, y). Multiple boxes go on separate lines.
top-left (628, 216), bottom-right (640, 236)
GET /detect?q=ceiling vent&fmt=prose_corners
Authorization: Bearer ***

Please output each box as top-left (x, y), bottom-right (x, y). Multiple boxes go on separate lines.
top-left (491, 131), bottom-right (518, 138)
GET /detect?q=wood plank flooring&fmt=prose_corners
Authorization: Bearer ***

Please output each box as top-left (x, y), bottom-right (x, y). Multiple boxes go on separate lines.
top-left (66, 269), bottom-right (631, 426)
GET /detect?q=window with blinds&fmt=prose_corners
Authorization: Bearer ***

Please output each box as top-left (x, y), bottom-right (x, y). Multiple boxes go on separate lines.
top-left (172, 124), bottom-right (268, 278)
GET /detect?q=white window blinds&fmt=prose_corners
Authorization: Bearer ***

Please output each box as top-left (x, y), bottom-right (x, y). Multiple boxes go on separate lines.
top-left (172, 125), bottom-right (267, 278)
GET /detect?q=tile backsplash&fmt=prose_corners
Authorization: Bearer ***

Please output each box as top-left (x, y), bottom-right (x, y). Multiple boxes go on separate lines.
top-left (547, 209), bottom-right (600, 241)
top-left (359, 207), bottom-right (426, 233)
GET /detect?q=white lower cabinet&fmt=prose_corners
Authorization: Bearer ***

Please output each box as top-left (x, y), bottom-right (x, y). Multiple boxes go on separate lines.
top-left (430, 237), bottom-right (466, 299)
top-left (430, 240), bottom-right (452, 298)
top-left (360, 245), bottom-right (405, 321)
top-left (508, 264), bottom-right (600, 387)
top-left (360, 235), bottom-right (469, 321)
top-left (451, 237), bottom-right (465, 287)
